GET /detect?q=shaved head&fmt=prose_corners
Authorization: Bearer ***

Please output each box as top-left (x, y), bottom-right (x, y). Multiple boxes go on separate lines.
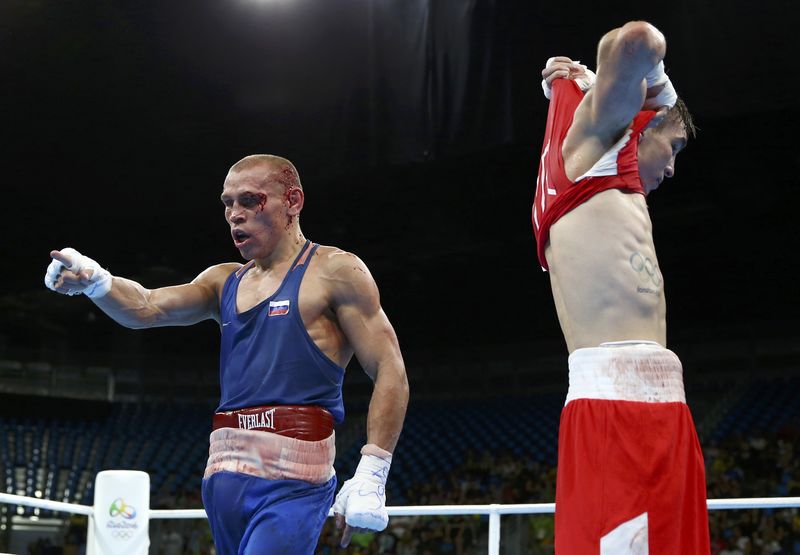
top-left (228, 154), bottom-right (303, 192)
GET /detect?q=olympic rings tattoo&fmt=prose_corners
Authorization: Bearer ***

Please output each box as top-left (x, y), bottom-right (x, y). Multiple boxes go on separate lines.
top-left (629, 251), bottom-right (662, 287)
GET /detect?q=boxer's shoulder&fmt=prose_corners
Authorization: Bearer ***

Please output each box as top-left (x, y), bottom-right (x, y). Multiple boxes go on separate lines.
top-left (308, 245), bottom-right (370, 277)
top-left (304, 245), bottom-right (378, 301)
top-left (192, 262), bottom-right (243, 293)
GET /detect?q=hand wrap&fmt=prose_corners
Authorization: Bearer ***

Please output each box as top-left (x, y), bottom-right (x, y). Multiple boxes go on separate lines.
top-left (332, 444), bottom-right (392, 532)
top-left (643, 60), bottom-right (678, 110)
top-left (44, 247), bottom-right (112, 299)
top-left (542, 57), bottom-right (596, 100)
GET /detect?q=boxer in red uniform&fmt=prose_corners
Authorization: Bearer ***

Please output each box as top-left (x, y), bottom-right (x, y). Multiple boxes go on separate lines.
top-left (533, 22), bottom-right (709, 554)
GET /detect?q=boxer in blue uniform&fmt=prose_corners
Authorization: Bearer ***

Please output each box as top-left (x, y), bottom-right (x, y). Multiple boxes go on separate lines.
top-left (45, 155), bottom-right (409, 554)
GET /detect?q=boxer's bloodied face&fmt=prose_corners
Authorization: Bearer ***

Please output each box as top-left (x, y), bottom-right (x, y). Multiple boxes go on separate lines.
top-left (638, 119), bottom-right (687, 194)
top-left (220, 164), bottom-right (303, 260)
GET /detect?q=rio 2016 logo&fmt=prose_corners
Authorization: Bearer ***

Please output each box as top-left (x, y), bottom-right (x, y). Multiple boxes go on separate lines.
top-left (109, 498), bottom-right (137, 520)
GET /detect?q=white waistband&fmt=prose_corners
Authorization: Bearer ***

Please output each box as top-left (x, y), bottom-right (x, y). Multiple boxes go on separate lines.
top-left (204, 427), bottom-right (336, 484)
top-left (566, 342), bottom-right (686, 405)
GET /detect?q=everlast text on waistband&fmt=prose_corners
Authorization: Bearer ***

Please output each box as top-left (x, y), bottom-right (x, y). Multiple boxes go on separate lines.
top-left (213, 405), bottom-right (334, 442)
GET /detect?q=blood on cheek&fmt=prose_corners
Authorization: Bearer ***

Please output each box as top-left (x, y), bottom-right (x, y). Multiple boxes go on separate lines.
top-left (284, 188), bottom-right (296, 228)
top-left (224, 192), bottom-right (268, 220)
top-left (255, 193), bottom-right (268, 212)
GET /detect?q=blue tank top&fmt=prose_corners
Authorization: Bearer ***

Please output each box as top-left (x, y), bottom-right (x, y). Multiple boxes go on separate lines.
top-left (217, 241), bottom-right (345, 423)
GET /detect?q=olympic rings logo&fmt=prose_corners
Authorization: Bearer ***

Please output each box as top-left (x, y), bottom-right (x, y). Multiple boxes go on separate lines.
top-left (109, 498), bottom-right (137, 520)
top-left (629, 252), bottom-right (661, 287)
top-left (111, 530), bottom-right (135, 540)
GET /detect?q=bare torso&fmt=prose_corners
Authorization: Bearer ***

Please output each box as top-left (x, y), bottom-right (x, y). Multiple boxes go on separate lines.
top-left (221, 245), bottom-right (354, 368)
top-left (545, 188), bottom-right (666, 353)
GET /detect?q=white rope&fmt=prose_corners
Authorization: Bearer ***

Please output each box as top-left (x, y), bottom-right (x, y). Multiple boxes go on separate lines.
top-left (2, 491), bottom-right (799, 555)
top-left (150, 509), bottom-right (207, 519)
top-left (706, 497), bottom-right (800, 510)
top-left (2, 493), bottom-right (798, 518)
top-left (0, 492), bottom-right (93, 516)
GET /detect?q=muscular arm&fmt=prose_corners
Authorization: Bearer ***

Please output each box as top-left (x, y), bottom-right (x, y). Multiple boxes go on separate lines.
top-left (557, 21), bottom-right (668, 180)
top-left (573, 21), bottom-right (666, 144)
top-left (49, 249), bottom-right (238, 329)
top-left (92, 265), bottom-right (236, 329)
top-left (329, 255), bottom-right (408, 453)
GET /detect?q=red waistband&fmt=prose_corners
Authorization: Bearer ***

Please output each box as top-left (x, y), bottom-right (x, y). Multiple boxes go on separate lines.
top-left (212, 405), bottom-right (334, 442)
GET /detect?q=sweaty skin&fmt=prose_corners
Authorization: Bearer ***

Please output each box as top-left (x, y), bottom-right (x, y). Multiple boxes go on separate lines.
top-left (541, 23), bottom-right (687, 353)
top-left (546, 190), bottom-right (665, 351)
top-left (49, 155), bottom-right (409, 548)
top-left (537, 29), bottom-right (708, 555)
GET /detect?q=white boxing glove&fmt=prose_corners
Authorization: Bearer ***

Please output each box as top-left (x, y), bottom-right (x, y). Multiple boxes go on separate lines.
top-left (542, 57), bottom-right (596, 100)
top-left (44, 247), bottom-right (112, 299)
top-left (332, 444), bottom-right (392, 532)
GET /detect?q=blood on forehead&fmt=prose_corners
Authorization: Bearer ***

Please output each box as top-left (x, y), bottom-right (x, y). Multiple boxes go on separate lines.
top-left (280, 167), bottom-right (294, 187)
top-left (223, 163), bottom-right (298, 213)
top-left (270, 166), bottom-right (299, 196)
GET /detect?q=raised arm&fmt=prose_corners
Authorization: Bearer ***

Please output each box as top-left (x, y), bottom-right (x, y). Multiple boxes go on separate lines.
top-left (45, 247), bottom-right (238, 328)
top-left (579, 21), bottom-right (666, 138)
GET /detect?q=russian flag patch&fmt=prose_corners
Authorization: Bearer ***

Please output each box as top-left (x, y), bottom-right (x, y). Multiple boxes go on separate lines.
top-left (268, 300), bottom-right (291, 317)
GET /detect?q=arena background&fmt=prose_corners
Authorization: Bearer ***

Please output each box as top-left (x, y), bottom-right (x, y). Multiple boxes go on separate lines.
top-left (1, 0), bottom-right (798, 553)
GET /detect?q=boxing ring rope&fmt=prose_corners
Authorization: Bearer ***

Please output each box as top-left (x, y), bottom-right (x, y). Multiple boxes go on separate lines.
top-left (2, 492), bottom-right (799, 555)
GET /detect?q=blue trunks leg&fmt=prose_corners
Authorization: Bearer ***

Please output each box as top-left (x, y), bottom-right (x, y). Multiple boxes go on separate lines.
top-left (202, 471), bottom-right (336, 555)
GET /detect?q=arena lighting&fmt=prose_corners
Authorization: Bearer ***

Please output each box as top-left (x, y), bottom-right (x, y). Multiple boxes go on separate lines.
top-left (233, 0), bottom-right (304, 14)
top-left (239, 0), bottom-right (295, 5)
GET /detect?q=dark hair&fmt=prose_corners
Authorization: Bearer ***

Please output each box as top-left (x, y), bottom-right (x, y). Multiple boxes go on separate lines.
top-left (661, 97), bottom-right (697, 139)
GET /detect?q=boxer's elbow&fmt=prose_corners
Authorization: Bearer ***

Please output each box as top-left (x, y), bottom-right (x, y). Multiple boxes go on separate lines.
top-left (381, 363), bottom-right (410, 406)
top-left (93, 299), bottom-right (154, 329)
top-left (386, 369), bottom-right (410, 403)
top-left (615, 21), bottom-right (666, 65)
top-left (114, 295), bottom-right (167, 329)
top-left (95, 280), bottom-right (164, 329)
top-left (120, 307), bottom-right (162, 329)
top-left (122, 301), bottom-right (206, 329)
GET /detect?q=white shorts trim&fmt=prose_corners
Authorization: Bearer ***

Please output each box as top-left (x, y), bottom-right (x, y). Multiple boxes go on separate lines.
top-left (566, 341), bottom-right (686, 405)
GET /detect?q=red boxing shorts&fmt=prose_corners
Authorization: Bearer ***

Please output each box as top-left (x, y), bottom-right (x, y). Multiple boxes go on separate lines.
top-left (555, 341), bottom-right (710, 555)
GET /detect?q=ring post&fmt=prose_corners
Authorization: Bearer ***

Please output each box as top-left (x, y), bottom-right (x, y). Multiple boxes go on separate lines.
top-left (91, 470), bottom-right (150, 555)
top-left (488, 503), bottom-right (501, 555)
